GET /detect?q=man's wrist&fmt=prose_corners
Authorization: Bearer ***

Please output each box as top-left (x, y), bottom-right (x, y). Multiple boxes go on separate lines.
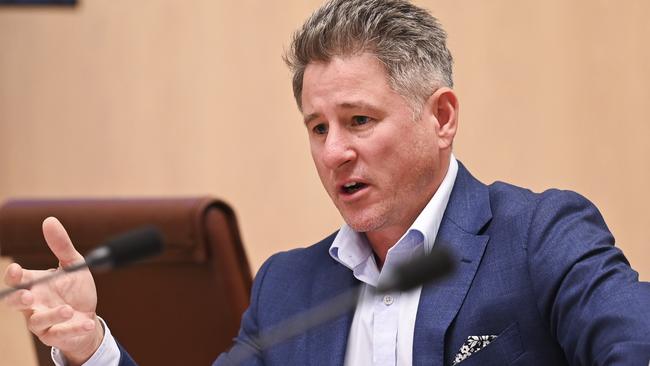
top-left (62, 315), bottom-right (105, 366)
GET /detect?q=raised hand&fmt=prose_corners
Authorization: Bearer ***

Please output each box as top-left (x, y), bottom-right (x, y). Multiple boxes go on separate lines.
top-left (2, 217), bottom-right (103, 366)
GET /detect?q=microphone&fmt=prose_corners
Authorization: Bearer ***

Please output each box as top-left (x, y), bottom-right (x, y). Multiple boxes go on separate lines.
top-left (376, 246), bottom-right (455, 293)
top-left (225, 246), bottom-right (455, 365)
top-left (0, 226), bottom-right (164, 300)
top-left (83, 226), bottom-right (164, 271)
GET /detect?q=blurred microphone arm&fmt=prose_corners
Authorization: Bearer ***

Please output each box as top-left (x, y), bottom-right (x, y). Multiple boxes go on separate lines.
top-left (225, 246), bottom-right (455, 365)
top-left (0, 226), bottom-right (163, 300)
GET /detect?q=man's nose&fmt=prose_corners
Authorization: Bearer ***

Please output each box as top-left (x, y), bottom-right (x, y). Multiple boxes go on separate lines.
top-left (321, 128), bottom-right (356, 170)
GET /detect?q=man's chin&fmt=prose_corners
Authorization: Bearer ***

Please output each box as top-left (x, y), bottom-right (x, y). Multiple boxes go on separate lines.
top-left (341, 213), bottom-right (385, 233)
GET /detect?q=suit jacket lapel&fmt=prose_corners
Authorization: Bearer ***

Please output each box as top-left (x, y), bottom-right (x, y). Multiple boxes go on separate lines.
top-left (306, 253), bottom-right (357, 366)
top-left (413, 162), bottom-right (492, 366)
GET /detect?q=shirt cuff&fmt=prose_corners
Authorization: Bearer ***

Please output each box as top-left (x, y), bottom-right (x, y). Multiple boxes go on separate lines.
top-left (51, 316), bottom-right (121, 366)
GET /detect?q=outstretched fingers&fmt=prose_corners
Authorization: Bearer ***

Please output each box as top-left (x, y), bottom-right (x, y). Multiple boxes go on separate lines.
top-left (28, 305), bottom-right (75, 335)
top-left (42, 217), bottom-right (84, 268)
top-left (2, 263), bottom-right (35, 311)
top-left (4, 262), bottom-right (30, 287)
top-left (3, 289), bottom-right (34, 311)
top-left (38, 317), bottom-right (98, 346)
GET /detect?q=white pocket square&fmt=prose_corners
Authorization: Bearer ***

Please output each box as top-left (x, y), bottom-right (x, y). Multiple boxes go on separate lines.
top-left (452, 335), bottom-right (497, 365)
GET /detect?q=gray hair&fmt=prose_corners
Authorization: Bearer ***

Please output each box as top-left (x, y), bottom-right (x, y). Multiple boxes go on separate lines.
top-left (284, 0), bottom-right (454, 114)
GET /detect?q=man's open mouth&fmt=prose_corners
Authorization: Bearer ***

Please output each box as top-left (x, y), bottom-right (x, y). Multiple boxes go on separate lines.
top-left (341, 182), bottom-right (367, 194)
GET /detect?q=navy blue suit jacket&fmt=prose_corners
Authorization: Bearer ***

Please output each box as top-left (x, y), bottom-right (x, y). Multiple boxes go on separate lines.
top-left (120, 163), bottom-right (650, 365)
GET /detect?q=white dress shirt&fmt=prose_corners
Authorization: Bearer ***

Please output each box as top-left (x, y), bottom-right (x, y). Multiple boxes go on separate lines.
top-left (53, 156), bottom-right (458, 366)
top-left (329, 155), bottom-right (458, 366)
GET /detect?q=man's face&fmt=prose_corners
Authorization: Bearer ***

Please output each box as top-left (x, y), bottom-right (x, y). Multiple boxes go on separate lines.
top-left (301, 53), bottom-right (447, 242)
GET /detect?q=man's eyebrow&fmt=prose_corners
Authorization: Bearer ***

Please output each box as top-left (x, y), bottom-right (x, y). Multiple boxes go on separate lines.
top-left (339, 101), bottom-right (378, 110)
top-left (303, 113), bottom-right (320, 125)
top-left (303, 101), bottom-right (381, 125)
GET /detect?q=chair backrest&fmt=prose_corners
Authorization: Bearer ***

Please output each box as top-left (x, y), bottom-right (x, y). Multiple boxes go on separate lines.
top-left (0, 197), bottom-right (252, 366)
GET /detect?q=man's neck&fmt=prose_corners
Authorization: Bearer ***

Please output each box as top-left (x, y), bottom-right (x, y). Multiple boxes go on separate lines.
top-left (365, 226), bottom-right (410, 268)
top-left (365, 154), bottom-right (451, 267)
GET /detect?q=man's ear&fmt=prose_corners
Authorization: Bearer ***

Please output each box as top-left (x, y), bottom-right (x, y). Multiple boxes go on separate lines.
top-left (425, 87), bottom-right (459, 149)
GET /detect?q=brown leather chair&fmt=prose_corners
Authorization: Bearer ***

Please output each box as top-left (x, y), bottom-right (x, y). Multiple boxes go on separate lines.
top-left (0, 197), bottom-right (252, 366)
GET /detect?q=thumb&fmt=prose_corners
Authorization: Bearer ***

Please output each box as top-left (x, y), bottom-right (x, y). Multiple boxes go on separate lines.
top-left (42, 217), bottom-right (84, 268)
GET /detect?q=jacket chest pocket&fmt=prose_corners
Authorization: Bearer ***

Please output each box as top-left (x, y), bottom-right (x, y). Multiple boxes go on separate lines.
top-left (452, 322), bottom-right (523, 366)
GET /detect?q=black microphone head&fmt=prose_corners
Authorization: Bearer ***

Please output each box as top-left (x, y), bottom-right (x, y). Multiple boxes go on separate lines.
top-left (86, 226), bottom-right (164, 270)
top-left (377, 246), bottom-right (455, 293)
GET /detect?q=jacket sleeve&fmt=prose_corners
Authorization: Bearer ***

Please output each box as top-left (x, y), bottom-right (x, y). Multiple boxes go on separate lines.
top-left (116, 341), bottom-right (138, 366)
top-left (526, 190), bottom-right (650, 365)
top-left (212, 254), bottom-right (277, 366)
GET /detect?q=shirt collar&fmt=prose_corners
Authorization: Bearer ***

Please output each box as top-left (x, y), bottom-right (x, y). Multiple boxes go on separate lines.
top-left (329, 155), bottom-right (459, 287)
top-left (410, 154), bottom-right (458, 254)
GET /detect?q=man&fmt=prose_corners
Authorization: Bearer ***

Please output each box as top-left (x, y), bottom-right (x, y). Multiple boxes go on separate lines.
top-left (4, 0), bottom-right (650, 365)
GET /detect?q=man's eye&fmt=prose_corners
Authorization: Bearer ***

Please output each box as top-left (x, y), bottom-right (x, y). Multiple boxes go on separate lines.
top-left (352, 116), bottom-right (370, 125)
top-left (313, 123), bottom-right (328, 135)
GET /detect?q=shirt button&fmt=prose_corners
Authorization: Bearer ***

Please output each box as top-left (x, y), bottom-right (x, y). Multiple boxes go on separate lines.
top-left (383, 295), bottom-right (394, 306)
